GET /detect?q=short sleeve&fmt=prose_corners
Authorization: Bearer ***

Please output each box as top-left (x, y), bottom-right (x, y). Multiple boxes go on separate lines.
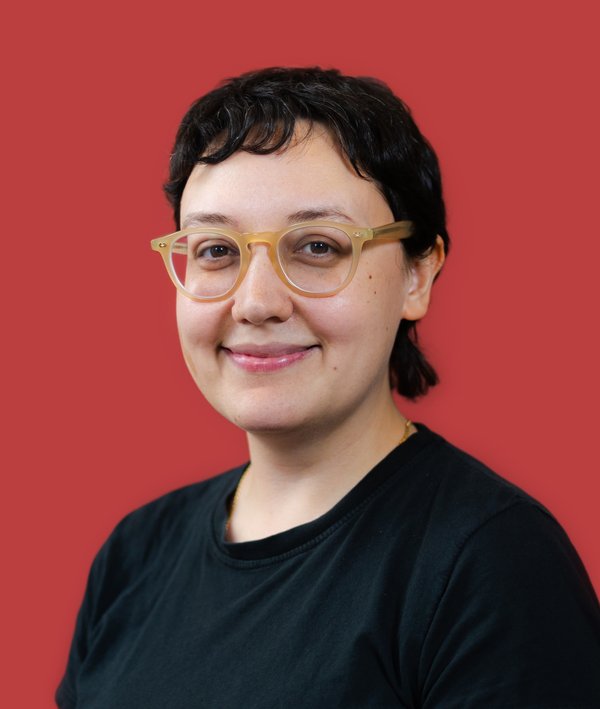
top-left (419, 502), bottom-right (600, 708)
top-left (55, 524), bottom-right (124, 708)
top-left (56, 558), bottom-right (101, 707)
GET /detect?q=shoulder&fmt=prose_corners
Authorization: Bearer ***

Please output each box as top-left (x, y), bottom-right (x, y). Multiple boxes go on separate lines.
top-left (55, 465), bottom-right (246, 707)
top-left (397, 426), bottom-right (598, 618)
top-left (401, 428), bottom-right (600, 703)
top-left (408, 425), bottom-right (559, 551)
top-left (87, 465), bottom-right (243, 606)
top-left (417, 496), bottom-right (600, 704)
top-left (112, 465), bottom-right (242, 543)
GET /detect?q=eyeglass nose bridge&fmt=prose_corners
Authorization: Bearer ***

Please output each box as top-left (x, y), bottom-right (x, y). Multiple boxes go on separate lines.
top-left (236, 230), bottom-right (294, 291)
top-left (240, 230), bottom-right (281, 249)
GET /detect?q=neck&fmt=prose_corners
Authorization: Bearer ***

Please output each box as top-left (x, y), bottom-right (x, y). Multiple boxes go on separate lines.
top-left (228, 386), bottom-right (413, 542)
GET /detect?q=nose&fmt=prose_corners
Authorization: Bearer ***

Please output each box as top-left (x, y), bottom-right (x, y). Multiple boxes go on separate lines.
top-left (230, 244), bottom-right (294, 325)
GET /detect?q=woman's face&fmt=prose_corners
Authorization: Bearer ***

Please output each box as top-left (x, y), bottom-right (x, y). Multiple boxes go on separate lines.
top-left (177, 125), bottom-right (438, 435)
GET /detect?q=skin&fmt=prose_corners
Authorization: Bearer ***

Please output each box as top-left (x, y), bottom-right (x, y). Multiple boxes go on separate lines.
top-left (177, 124), bottom-right (445, 542)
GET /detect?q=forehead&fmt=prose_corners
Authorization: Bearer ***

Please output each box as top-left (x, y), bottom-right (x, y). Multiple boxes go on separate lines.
top-left (180, 125), bottom-right (392, 229)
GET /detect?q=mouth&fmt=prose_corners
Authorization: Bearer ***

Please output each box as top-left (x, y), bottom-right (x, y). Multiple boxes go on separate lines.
top-left (220, 343), bottom-right (318, 373)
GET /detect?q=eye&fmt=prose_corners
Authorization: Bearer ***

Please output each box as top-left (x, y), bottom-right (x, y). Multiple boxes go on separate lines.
top-left (199, 243), bottom-right (236, 260)
top-left (279, 226), bottom-right (352, 269)
top-left (299, 240), bottom-right (338, 256)
top-left (182, 234), bottom-right (240, 271)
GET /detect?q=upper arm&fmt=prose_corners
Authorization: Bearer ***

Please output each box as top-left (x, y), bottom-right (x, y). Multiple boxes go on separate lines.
top-left (55, 523), bottom-right (122, 708)
top-left (419, 503), bottom-right (600, 708)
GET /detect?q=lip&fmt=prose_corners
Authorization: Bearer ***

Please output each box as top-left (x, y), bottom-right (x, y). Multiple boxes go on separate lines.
top-left (221, 343), bottom-right (318, 373)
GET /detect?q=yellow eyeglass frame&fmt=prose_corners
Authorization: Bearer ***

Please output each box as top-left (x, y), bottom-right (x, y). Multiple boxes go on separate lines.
top-left (150, 220), bottom-right (414, 301)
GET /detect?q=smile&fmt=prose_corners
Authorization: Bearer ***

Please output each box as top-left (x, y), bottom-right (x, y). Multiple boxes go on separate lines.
top-left (221, 344), bottom-right (318, 373)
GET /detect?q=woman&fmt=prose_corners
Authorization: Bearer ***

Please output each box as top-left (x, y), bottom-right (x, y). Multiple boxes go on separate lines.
top-left (57, 67), bottom-right (600, 707)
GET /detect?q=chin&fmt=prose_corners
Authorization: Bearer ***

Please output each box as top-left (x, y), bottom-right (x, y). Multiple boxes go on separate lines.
top-left (209, 390), bottom-right (320, 436)
top-left (229, 407), bottom-right (310, 436)
top-left (232, 419), bottom-right (301, 435)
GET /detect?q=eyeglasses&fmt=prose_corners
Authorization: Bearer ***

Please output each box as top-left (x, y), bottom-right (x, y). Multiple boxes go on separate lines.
top-left (150, 220), bottom-right (414, 301)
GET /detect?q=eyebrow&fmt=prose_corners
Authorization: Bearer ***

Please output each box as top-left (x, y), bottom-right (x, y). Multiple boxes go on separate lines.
top-left (286, 208), bottom-right (354, 224)
top-left (182, 212), bottom-right (237, 228)
top-left (181, 207), bottom-right (354, 230)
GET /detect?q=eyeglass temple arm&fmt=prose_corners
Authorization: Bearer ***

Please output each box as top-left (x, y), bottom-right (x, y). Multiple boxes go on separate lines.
top-left (171, 241), bottom-right (188, 254)
top-left (372, 220), bottom-right (414, 240)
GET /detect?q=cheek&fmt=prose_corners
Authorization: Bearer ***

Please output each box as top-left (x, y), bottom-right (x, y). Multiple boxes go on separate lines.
top-left (177, 296), bottom-right (219, 340)
top-left (315, 282), bottom-right (403, 365)
top-left (327, 255), bottom-right (406, 337)
top-left (176, 298), bottom-right (224, 373)
top-left (176, 298), bottom-right (198, 352)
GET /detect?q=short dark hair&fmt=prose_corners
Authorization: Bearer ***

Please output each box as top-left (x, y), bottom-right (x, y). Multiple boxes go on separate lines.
top-left (164, 66), bottom-right (450, 399)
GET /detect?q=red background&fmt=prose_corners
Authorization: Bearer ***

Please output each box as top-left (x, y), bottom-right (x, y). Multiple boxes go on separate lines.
top-left (3, 1), bottom-right (599, 706)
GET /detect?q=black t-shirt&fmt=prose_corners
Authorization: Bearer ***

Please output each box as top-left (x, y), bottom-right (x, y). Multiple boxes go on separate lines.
top-left (56, 424), bottom-right (600, 708)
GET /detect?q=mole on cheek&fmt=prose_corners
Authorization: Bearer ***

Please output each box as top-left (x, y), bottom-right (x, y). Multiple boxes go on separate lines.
top-left (368, 274), bottom-right (372, 280)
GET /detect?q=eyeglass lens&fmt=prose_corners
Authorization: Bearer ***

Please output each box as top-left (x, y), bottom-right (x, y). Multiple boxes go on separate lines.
top-left (170, 226), bottom-right (355, 298)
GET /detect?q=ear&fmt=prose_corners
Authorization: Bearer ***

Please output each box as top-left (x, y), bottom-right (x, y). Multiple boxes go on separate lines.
top-left (401, 235), bottom-right (446, 321)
